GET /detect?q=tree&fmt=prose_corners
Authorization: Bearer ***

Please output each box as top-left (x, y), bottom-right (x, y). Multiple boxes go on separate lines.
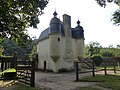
top-left (2, 38), bottom-right (35, 58)
top-left (86, 41), bottom-right (102, 57)
top-left (0, 0), bottom-right (48, 42)
top-left (117, 44), bottom-right (120, 49)
top-left (2, 39), bottom-right (23, 57)
top-left (0, 45), bottom-right (4, 56)
top-left (85, 41), bottom-right (120, 57)
top-left (95, 0), bottom-right (120, 25)
top-left (109, 44), bottom-right (114, 48)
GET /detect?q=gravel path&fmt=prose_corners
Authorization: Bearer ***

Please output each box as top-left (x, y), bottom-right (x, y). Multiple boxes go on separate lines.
top-left (35, 71), bottom-right (112, 90)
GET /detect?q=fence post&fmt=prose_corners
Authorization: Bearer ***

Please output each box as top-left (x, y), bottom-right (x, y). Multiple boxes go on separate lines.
top-left (31, 57), bottom-right (35, 87)
top-left (75, 61), bottom-right (79, 81)
top-left (104, 61), bottom-right (107, 75)
top-left (92, 62), bottom-right (95, 77)
top-left (113, 61), bottom-right (116, 73)
top-left (11, 52), bottom-right (18, 70)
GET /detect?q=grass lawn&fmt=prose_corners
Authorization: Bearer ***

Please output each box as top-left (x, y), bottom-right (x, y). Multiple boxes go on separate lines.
top-left (94, 66), bottom-right (120, 70)
top-left (1, 83), bottom-right (41, 90)
top-left (11, 85), bottom-right (40, 90)
top-left (3, 68), bottom-right (16, 73)
top-left (0, 68), bottom-right (16, 74)
top-left (81, 74), bottom-right (120, 90)
top-left (78, 87), bottom-right (101, 90)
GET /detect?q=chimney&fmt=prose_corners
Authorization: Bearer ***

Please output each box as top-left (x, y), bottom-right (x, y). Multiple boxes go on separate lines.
top-left (63, 14), bottom-right (71, 37)
top-left (63, 14), bottom-right (73, 61)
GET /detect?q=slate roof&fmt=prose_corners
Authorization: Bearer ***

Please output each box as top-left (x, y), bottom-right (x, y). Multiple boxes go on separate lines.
top-left (72, 25), bottom-right (84, 39)
top-left (39, 28), bottom-right (49, 40)
top-left (39, 12), bottom-right (84, 41)
top-left (39, 26), bottom-right (84, 41)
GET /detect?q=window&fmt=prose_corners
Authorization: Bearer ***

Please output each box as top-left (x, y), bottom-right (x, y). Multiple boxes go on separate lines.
top-left (58, 37), bottom-right (60, 41)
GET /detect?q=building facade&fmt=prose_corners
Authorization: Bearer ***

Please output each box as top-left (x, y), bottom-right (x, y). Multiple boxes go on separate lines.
top-left (37, 11), bottom-right (85, 72)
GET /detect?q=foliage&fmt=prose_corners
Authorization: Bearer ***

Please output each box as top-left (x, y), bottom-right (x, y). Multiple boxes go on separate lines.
top-left (100, 49), bottom-right (115, 57)
top-left (29, 44), bottom-right (37, 61)
top-left (95, 0), bottom-right (120, 25)
top-left (101, 51), bottom-right (114, 57)
top-left (2, 38), bottom-right (35, 59)
top-left (0, 0), bottom-right (48, 43)
top-left (0, 45), bottom-right (4, 56)
top-left (95, 0), bottom-right (119, 7)
top-left (12, 33), bottom-right (31, 48)
top-left (91, 54), bottom-right (103, 66)
top-left (85, 42), bottom-right (120, 57)
top-left (30, 42), bottom-right (37, 55)
top-left (112, 9), bottom-right (120, 25)
top-left (100, 47), bottom-right (120, 57)
top-left (2, 39), bottom-right (23, 57)
top-left (85, 41), bottom-right (102, 57)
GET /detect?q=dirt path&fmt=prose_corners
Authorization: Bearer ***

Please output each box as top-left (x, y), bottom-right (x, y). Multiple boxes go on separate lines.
top-left (35, 71), bottom-right (112, 90)
top-left (0, 71), bottom-right (113, 90)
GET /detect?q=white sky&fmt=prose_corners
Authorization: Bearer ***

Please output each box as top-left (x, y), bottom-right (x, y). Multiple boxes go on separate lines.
top-left (28, 0), bottom-right (120, 47)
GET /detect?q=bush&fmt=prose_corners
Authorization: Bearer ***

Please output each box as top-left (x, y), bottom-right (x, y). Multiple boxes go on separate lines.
top-left (101, 51), bottom-right (114, 57)
top-left (91, 54), bottom-right (102, 66)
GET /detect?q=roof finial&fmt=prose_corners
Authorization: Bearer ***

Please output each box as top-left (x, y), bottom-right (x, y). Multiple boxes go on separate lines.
top-left (53, 11), bottom-right (57, 17)
top-left (77, 19), bottom-right (80, 26)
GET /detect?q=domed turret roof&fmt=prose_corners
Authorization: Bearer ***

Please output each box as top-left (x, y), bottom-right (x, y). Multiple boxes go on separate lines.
top-left (74, 20), bottom-right (84, 32)
top-left (50, 11), bottom-right (61, 24)
top-left (72, 20), bottom-right (84, 39)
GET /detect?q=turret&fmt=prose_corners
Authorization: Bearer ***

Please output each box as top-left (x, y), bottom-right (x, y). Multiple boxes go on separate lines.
top-left (49, 11), bottom-right (61, 63)
top-left (75, 20), bottom-right (85, 59)
top-left (49, 11), bottom-right (61, 34)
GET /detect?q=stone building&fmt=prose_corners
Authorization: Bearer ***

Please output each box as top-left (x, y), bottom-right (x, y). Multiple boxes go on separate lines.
top-left (37, 11), bottom-right (85, 72)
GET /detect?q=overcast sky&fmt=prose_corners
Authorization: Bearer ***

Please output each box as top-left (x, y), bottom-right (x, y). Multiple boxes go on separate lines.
top-left (28, 0), bottom-right (120, 47)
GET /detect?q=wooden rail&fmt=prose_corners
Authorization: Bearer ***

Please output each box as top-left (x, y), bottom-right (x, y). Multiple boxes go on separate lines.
top-left (16, 59), bottom-right (35, 87)
top-left (0, 56), bottom-right (17, 72)
top-left (75, 58), bottom-right (120, 81)
top-left (0, 55), bottom-right (36, 87)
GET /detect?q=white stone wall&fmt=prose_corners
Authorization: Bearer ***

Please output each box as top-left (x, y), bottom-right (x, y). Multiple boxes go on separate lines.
top-left (59, 36), bottom-right (74, 70)
top-left (37, 36), bottom-right (85, 72)
top-left (49, 33), bottom-right (60, 57)
top-left (77, 39), bottom-right (85, 58)
top-left (71, 38), bottom-right (77, 60)
top-left (37, 38), bottom-right (52, 70)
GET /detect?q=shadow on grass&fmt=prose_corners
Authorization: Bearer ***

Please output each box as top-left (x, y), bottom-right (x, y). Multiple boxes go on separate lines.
top-left (0, 82), bottom-right (41, 90)
top-left (81, 74), bottom-right (120, 90)
top-left (76, 87), bottom-right (101, 90)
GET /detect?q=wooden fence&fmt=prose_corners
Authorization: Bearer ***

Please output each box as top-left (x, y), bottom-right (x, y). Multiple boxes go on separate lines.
top-left (0, 55), bottom-right (36, 87)
top-left (75, 57), bottom-right (120, 81)
top-left (16, 60), bottom-right (35, 87)
top-left (1, 56), bottom-right (17, 71)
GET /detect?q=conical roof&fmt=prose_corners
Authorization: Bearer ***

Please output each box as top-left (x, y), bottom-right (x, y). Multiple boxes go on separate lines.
top-left (75, 20), bottom-right (84, 31)
top-left (50, 11), bottom-right (61, 24)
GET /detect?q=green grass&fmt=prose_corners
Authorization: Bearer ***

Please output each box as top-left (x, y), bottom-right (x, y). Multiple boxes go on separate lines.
top-left (78, 87), bottom-right (100, 90)
top-left (9, 85), bottom-right (40, 90)
top-left (2, 84), bottom-right (41, 90)
top-left (81, 74), bottom-right (120, 90)
top-left (3, 68), bottom-right (16, 73)
top-left (95, 66), bottom-right (117, 69)
top-left (0, 68), bottom-right (16, 74)
top-left (0, 68), bottom-right (16, 78)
